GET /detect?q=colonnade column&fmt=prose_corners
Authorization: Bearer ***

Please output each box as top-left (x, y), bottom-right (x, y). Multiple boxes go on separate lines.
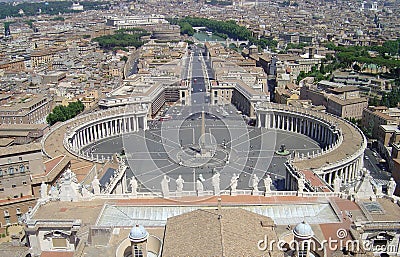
top-left (144, 115), bottom-right (148, 130)
top-left (127, 117), bottom-right (131, 132)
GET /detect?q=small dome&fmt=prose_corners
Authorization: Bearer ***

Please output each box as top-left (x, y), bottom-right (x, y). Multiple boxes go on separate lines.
top-left (129, 224), bottom-right (149, 243)
top-left (249, 44), bottom-right (257, 49)
top-left (293, 221), bottom-right (314, 239)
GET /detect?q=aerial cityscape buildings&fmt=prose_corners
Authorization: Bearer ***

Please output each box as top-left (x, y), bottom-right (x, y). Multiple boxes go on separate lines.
top-left (0, 0), bottom-right (399, 256)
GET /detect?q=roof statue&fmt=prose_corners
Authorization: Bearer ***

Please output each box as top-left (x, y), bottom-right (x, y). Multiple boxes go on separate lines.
top-left (161, 175), bottom-right (170, 198)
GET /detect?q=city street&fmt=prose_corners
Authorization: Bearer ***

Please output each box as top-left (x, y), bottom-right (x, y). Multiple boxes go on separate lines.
top-left (364, 148), bottom-right (391, 186)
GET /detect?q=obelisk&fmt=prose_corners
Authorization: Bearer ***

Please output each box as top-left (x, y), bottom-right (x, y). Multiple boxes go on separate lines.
top-left (200, 111), bottom-right (206, 154)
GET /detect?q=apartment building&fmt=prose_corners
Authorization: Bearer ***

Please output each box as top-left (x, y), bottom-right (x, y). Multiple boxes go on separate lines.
top-left (300, 80), bottom-right (368, 119)
top-left (0, 143), bottom-right (44, 200)
top-left (0, 94), bottom-right (52, 125)
top-left (362, 106), bottom-right (399, 136)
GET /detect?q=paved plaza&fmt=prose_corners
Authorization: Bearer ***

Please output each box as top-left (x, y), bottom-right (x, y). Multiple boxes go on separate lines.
top-left (83, 103), bottom-right (322, 193)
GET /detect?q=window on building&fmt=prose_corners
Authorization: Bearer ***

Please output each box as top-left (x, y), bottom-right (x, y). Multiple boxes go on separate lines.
top-left (298, 241), bottom-right (309, 257)
top-left (133, 245), bottom-right (144, 257)
top-left (8, 167), bottom-right (14, 175)
top-left (4, 210), bottom-right (9, 217)
top-left (19, 157), bottom-right (22, 161)
top-left (19, 165), bottom-right (25, 173)
top-left (0, 188), bottom-right (4, 192)
top-left (5, 217), bottom-right (10, 225)
top-left (22, 181), bottom-right (27, 185)
top-left (0, 169), bottom-right (2, 176)
top-left (12, 184), bottom-right (16, 188)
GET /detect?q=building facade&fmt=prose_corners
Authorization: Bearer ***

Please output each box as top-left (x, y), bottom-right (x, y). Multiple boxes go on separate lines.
top-left (0, 143), bottom-right (44, 200)
top-left (0, 95), bottom-right (52, 125)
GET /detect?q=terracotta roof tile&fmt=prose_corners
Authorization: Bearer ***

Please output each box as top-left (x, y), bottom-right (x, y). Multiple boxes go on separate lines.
top-left (40, 251), bottom-right (74, 257)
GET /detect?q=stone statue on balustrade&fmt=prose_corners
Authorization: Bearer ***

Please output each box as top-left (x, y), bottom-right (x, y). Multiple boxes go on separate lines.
top-left (333, 175), bottom-right (342, 193)
top-left (230, 173), bottom-right (239, 195)
top-left (263, 175), bottom-right (273, 195)
top-left (388, 178), bottom-right (397, 197)
top-left (49, 185), bottom-right (59, 200)
top-left (251, 174), bottom-right (259, 193)
top-left (196, 175), bottom-right (205, 196)
top-left (161, 175), bottom-right (170, 198)
top-left (91, 175), bottom-right (101, 195)
top-left (374, 182), bottom-right (383, 196)
top-left (212, 172), bottom-right (221, 195)
top-left (40, 181), bottom-right (48, 200)
top-left (130, 177), bottom-right (138, 197)
top-left (297, 174), bottom-right (305, 194)
top-left (176, 175), bottom-right (185, 195)
top-left (80, 184), bottom-right (92, 198)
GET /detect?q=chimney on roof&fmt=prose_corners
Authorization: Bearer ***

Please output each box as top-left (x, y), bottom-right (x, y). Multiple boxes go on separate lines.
top-left (217, 197), bottom-right (222, 213)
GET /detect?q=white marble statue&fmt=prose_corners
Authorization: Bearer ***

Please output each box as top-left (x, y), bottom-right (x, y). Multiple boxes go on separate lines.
top-left (81, 185), bottom-right (92, 198)
top-left (91, 175), bottom-right (101, 195)
top-left (230, 173), bottom-right (239, 193)
top-left (130, 177), bottom-right (138, 196)
top-left (263, 175), bottom-right (273, 193)
top-left (374, 182), bottom-right (383, 196)
top-left (49, 185), bottom-right (59, 200)
top-left (298, 174), bottom-right (305, 193)
top-left (196, 178), bottom-right (204, 196)
top-left (334, 175), bottom-right (342, 193)
top-left (251, 174), bottom-right (259, 192)
top-left (388, 178), bottom-right (397, 197)
top-left (161, 175), bottom-right (170, 197)
top-left (40, 182), bottom-right (48, 199)
top-left (176, 175), bottom-right (184, 193)
top-left (212, 172), bottom-right (221, 195)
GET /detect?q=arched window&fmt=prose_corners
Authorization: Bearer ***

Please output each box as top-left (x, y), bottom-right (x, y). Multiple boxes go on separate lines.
top-left (19, 165), bottom-right (25, 173)
top-left (0, 168), bottom-right (2, 176)
top-left (133, 245), bottom-right (144, 257)
top-left (8, 166), bottom-right (14, 175)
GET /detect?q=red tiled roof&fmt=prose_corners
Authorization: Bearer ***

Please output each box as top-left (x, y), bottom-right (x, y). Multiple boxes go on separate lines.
top-left (40, 251), bottom-right (74, 257)
top-left (43, 155), bottom-right (65, 175)
top-left (302, 170), bottom-right (331, 192)
top-left (332, 197), bottom-right (362, 211)
top-left (0, 195), bottom-right (35, 204)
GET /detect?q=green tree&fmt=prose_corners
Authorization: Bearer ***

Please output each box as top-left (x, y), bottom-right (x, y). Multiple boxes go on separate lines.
top-left (46, 101), bottom-right (84, 125)
top-left (319, 63), bottom-right (325, 74)
top-left (92, 29), bottom-right (149, 50)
